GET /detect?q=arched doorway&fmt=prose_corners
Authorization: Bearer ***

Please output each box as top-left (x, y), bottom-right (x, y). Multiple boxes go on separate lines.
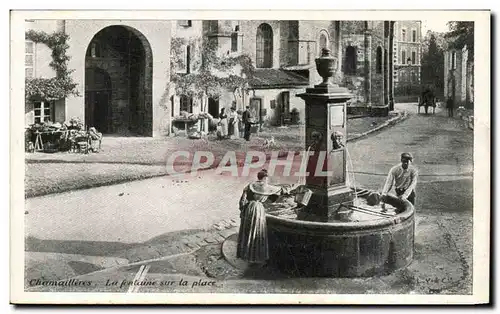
top-left (85, 25), bottom-right (153, 136)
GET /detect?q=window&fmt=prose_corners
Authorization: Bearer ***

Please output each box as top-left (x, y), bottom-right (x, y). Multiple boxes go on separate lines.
top-left (411, 71), bottom-right (416, 82)
top-left (231, 33), bottom-right (238, 52)
top-left (208, 20), bottom-right (218, 33)
top-left (176, 45), bottom-right (191, 73)
top-left (412, 29), bottom-right (417, 42)
top-left (178, 20), bottom-right (192, 27)
top-left (376, 46), bottom-right (383, 74)
top-left (344, 46), bottom-right (357, 75)
top-left (186, 46), bottom-right (191, 73)
top-left (256, 23), bottom-right (273, 68)
top-left (25, 40), bottom-right (34, 78)
top-left (402, 50), bottom-right (406, 64)
top-left (401, 29), bottom-right (406, 42)
top-left (451, 51), bottom-right (457, 69)
top-left (170, 96), bottom-right (175, 117)
top-left (34, 101), bottom-right (53, 123)
top-left (412, 51), bottom-right (416, 64)
top-left (179, 95), bottom-right (193, 113)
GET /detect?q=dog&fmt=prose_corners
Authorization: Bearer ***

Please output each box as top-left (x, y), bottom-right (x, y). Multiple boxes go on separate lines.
top-left (263, 136), bottom-right (277, 149)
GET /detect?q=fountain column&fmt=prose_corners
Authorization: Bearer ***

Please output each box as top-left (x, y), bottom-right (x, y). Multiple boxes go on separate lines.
top-left (297, 48), bottom-right (354, 222)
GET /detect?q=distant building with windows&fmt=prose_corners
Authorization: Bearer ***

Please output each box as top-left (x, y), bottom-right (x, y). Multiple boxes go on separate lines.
top-left (393, 21), bottom-right (422, 90)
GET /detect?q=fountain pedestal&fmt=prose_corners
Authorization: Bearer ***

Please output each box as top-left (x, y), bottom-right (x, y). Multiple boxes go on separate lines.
top-left (297, 49), bottom-right (354, 222)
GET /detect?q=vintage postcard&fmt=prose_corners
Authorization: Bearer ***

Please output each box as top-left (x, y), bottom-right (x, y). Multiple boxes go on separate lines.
top-left (10, 10), bottom-right (490, 305)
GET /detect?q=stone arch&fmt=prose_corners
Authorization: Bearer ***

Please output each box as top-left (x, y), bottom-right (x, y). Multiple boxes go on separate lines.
top-left (84, 25), bottom-right (153, 136)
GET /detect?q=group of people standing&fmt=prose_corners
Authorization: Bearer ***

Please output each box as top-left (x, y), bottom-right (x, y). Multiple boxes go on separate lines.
top-left (218, 106), bottom-right (255, 141)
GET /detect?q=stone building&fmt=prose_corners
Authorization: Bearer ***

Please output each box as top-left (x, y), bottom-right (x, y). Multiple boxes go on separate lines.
top-left (443, 43), bottom-right (473, 108)
top-left (393, 20), bottom-right (422, 99)
top-left (24, 19), bottom-right (171, 137)
top-left (340, 21), bottom-right (397, 115)
top-left (24, 19), bottom-right (402, 137)
top-left (168, 20), bottom-right (342, 128)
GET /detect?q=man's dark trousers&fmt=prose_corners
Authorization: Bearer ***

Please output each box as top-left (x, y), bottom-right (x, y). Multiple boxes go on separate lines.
top-left (244, 123), bottom-right (252, 141)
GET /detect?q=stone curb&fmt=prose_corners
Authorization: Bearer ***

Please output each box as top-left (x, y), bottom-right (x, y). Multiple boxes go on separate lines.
top-left (347, 110), bottom-right (408, 143)
top-left (121, 217), bottom-right (240, 264)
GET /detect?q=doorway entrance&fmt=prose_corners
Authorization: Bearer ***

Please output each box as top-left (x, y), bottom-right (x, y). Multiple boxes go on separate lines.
top-left (85, 68), bottom-right (112, 133)
top-left (85, 25), bottom-right (153, 136)
top-left (208, 97), bottom-right (219, 118)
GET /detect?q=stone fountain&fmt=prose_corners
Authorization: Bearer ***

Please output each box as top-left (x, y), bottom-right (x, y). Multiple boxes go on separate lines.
top-left (263, 48), bottom-right (415, 277)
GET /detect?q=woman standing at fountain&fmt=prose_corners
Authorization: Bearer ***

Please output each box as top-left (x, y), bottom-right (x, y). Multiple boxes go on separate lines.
top-left (237, 169), bottom-right (299, 265)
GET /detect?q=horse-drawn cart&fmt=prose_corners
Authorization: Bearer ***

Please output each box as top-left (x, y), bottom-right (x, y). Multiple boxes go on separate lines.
top-left (417, 95), bottom-right (437, 115)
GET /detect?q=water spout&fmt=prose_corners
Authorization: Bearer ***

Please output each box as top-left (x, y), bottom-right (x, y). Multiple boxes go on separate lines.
top-left (346, 147), bottom-right (358, 204)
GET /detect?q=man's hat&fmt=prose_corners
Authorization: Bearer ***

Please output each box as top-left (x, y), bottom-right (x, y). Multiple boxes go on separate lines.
top-left (401, 152), bottom-right (413, 161)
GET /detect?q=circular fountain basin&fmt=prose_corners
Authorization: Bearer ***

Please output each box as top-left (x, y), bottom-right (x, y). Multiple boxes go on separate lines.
top-left (265, 191), bottom-right (415, 277)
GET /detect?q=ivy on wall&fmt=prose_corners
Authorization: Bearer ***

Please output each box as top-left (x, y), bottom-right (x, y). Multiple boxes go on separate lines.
top-left (165, 36), bottom-right (255, 111)
top-left (25, 30), bottom-right (80, 102)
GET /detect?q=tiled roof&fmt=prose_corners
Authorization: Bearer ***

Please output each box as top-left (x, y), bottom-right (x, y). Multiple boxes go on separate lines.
top-left (249, 69), bottom-right (309, 89)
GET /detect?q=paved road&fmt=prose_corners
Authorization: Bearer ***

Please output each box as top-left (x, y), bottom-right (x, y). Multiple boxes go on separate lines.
top-left (25, 103), bottom-right (473, 247)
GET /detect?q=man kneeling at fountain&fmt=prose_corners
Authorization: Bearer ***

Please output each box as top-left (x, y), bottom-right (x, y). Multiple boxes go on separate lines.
top-left (237, 169), bottom-right (301, 266)
top-left (381, 152), bottom-right (418, 206)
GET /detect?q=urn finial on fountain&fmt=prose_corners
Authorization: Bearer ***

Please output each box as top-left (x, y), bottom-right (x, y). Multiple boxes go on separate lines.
top-left (315, 48), bottom-right (338, 87)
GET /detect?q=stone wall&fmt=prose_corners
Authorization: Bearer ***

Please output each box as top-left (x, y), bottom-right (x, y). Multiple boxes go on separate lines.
top-left (370, 21), bottom-right (386, 107)
top-left (340, 32), bottom-right (366, 105)
top-left (340, 21), bottom-right (388, 109)
top-left (444, 49), bottom-right (466, 107)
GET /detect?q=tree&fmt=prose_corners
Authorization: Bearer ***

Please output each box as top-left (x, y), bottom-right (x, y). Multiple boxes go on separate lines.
top-left (422, 30), bottom-right (446, 52)
top-left (421, 34), bottom-right (444, 97)
top-left (445, 21), bottom-right (474, 62)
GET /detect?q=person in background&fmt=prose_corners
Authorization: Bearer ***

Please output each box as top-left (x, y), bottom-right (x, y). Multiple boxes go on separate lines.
top-left (242, 106), bottom-right (253, 141)
top-left (381, 152), bottom-right (418, 206)
top-left (237, 110), bottom-right (245, 139)
top-left (219, 108), bottom-right (228, 139)
top-left (229, 107), bottom-right (239, 139)
top-left (446, 96), bottom-right (455, 117)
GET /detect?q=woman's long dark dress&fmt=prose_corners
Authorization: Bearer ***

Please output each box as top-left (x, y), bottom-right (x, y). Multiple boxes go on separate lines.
top-left (237, 181), bottom-right (293, 263)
